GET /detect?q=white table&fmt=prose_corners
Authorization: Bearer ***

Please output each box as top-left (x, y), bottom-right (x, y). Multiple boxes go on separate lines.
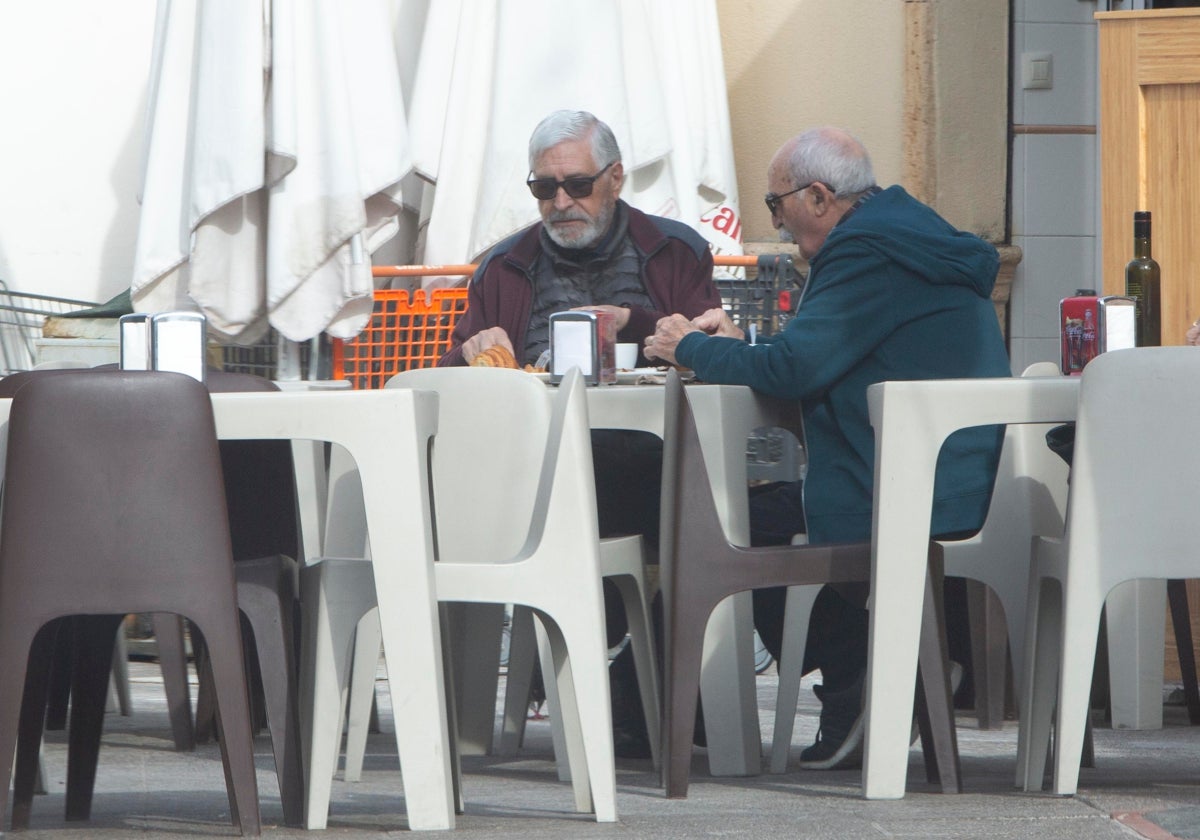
top-left (207, 389), bottom-right (455, 829)
top-left (584, 382), bottom-right (796, 777)
top-left (862, 375), bottom-right (1081, 799)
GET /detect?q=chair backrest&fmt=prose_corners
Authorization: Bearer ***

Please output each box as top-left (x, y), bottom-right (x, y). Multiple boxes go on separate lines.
top-left (205, 370), bottom-right (299, 562)
top-left (943, 362), bottom-right (1070, 558)
top-left (1010, 363), bottom-right (1071, 539)
top-left (0, 369), bottom-right (235, 620)
top-left (386, 367), bottom-right (559, 563)
top-left (1069, 347), bottom-right (1200, 585)
top-left (661, 369), bottom-right (730, 557)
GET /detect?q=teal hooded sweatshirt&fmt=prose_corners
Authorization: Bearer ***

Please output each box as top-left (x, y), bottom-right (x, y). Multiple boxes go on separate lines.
top-left (675, 186), bottom-right (1011, 543)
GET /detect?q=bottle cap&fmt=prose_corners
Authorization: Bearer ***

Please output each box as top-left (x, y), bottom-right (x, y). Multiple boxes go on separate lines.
top-left (1134, 210), bottom-right (1151, 238)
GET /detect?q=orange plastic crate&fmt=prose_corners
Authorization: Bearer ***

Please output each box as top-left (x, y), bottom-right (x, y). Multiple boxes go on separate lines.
top-left (332, 288), bottom-right (469, 389)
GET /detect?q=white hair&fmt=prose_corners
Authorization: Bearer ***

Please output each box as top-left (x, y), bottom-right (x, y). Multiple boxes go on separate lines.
top-left (787, 127), bottom-right (876, 198)
top-left (528, 110), bottom-right (621, 171)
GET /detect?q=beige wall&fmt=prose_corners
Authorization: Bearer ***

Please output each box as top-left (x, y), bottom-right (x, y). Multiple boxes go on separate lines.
top-left (717, 0), bottom-right (1009, 244)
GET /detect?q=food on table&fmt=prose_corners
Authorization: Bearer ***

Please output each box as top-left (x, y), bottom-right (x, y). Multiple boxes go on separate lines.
top-left (469, 345), bottom-right (519, 369)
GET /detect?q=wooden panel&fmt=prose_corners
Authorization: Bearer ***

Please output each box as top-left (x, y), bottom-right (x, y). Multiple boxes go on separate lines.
top-left (1098, 17), bottom-right (1141, 299)
top-left (1136, 20), bottom-right (1200, 85)
top-left (1145, 85), bottom-right (1200, 344)
top-left (1098, 11), bottom-right (1200, 345)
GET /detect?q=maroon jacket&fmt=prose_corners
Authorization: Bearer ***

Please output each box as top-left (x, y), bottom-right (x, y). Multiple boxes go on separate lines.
top-left (438, 202), bottom-right (722, 366)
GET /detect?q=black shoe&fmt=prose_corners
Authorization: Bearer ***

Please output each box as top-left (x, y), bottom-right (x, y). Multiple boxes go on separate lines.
top-left (613, 721), bottom-right (653, 760)
top-left (609, 644), bottom-right (652, 760)
top-left (799, 671), bottom-right (865, 770)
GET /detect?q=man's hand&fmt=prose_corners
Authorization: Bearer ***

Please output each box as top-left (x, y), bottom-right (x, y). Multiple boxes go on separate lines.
top-left (462, 327), bottom-right (515, 364)
top-left (692, 307), bottom-right (744, 340)
top-left (644, 314), bottom-right (702, 366)
top-left (572, 304), bottom-right (631, 331)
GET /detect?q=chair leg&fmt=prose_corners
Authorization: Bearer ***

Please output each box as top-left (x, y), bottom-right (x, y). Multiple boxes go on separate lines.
top-left (63, 615), bottom-right (123, 822)
top-left (1167, 579), bottom-right (1200, 724)
top-left (770, 584), bottom-right (820, 774)
top-left (34, 744), bottom-right (47, 796)
top-left (192, 631), bottom-right (217, 744)
top-left (110, 624), bottom-right (133, 716)
top-left (966, 580), bottom-right (1008, 730)
top-left (237, 561), bottom-right (304, 828)
top-left (1018, 575), bottom-right (1062, 791)
top-left (1051, 588), bottom-right (1104, 796)
top-left (608, 572), bottom-right (662, 770)
top-left (342, 609), bottom-right (384, 783)
top-left (535, 613), bottom-right (577, 784)
top-left (916, 556), bottom-right (961, 793)
top-left (299, 560), bottom-right (375, 830)
top-left (498, 605), bottom-right (538, 756)
top-left (191, 617), bottom-right (262, 836)
top-left (8, 621), bottom-right (58, 830)
top-left (44, 617), bottom-right (75, 732)
top-left (536, 608), bottom-right (616, 822)
top-left (435, 604), bottom-right (466, 816)
top-left (153, 612), bottom-right (196, 751)
top-left (663, 593), bottom-right (714, 799)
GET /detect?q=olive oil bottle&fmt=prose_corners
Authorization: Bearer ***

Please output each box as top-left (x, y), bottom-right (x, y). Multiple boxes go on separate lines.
top-left (1124, 210), bottom-right (1161, 347)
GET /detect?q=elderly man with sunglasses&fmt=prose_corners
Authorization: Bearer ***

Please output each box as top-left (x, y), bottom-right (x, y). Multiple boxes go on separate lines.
top-left (439, 109), bottom-right (721, 368)
top-left (439, 109), bottom-right (722, 760)
top-left (646, 126), bottom-right (1011, 771)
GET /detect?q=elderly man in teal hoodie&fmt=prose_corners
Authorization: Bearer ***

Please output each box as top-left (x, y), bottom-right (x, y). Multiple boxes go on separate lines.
top-left (646, 126), bottom-right (1011, 770)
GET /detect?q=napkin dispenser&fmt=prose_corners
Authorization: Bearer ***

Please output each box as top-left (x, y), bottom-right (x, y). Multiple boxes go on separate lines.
top-left (120, 311), bottom-right (208, 383)
top-left (549, 310), bottom-right (616, 386)
top-left (1058, 293), bottom-right (1136, 375)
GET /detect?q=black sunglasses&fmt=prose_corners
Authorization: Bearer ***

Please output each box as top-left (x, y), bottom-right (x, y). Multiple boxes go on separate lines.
top-left (527, 162), bottom-right (615, 201)
top-left (764, 180), bottom-right (833, 216)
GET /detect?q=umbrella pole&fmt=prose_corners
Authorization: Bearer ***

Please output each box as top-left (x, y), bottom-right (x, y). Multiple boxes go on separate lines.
top-left (275, 334), bottom-right (330, 381)
top-left (276, 335), bottom-right (303, 381)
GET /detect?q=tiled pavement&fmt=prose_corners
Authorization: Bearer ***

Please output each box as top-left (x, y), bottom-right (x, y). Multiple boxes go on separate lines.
top-left (8, 662), bottom-right (1200, 839)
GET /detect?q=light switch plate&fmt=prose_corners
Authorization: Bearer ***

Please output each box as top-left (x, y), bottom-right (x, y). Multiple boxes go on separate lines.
top-left (1022, 52), bottom-right (1053, 90)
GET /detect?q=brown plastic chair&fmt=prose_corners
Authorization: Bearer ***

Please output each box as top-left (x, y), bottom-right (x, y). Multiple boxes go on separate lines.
top-left (0, 369), bottom-right (260, 834)
top-left (4, 368), bottom-right (303, 826)
top-left (659, 370), bottom-right (960, 798)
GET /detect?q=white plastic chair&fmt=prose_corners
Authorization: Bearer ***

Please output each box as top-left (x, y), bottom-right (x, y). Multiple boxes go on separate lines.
top-left (769, 362), bottom-right (1069, 773)
top-left (335, 376), bottom-right (661, 776)
top-left (862, 372), bottom-right (1080, 798)
top-left (1018, 347), bottom-right (1200, 794)
top-left (937, 362), bottom-right (1068, 729)
top-left (301, 367), bottom-right (620, 826)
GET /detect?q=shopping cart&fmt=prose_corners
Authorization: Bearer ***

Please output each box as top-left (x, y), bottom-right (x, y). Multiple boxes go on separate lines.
top-left (0, 282), bottom-right (101, 375)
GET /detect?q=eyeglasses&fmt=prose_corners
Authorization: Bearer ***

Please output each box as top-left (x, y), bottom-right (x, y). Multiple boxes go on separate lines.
top-left (527, 162), bottom-right (615, 201)
top-left (764, 181), bottom-right (833, 216)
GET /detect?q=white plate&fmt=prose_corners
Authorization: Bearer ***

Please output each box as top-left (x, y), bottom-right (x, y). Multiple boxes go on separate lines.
top-left (528, 368), bottom-right (694, 384)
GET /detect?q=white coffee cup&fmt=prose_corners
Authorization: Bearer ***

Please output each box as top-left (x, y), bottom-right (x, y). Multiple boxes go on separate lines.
top-left (615, 342), bottom-right (639, 370)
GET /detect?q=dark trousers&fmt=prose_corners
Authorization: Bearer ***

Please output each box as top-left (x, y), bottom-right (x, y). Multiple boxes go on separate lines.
top-left (748, 480), bottom-right (869, 694)
top-left (592, 429), bottom-right (663, 647)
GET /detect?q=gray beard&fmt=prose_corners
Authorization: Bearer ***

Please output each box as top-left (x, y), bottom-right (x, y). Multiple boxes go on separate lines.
top-left (777, 227), bottom-right (795, 244)
top-left (544, 202), bottom-right (615, 249)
